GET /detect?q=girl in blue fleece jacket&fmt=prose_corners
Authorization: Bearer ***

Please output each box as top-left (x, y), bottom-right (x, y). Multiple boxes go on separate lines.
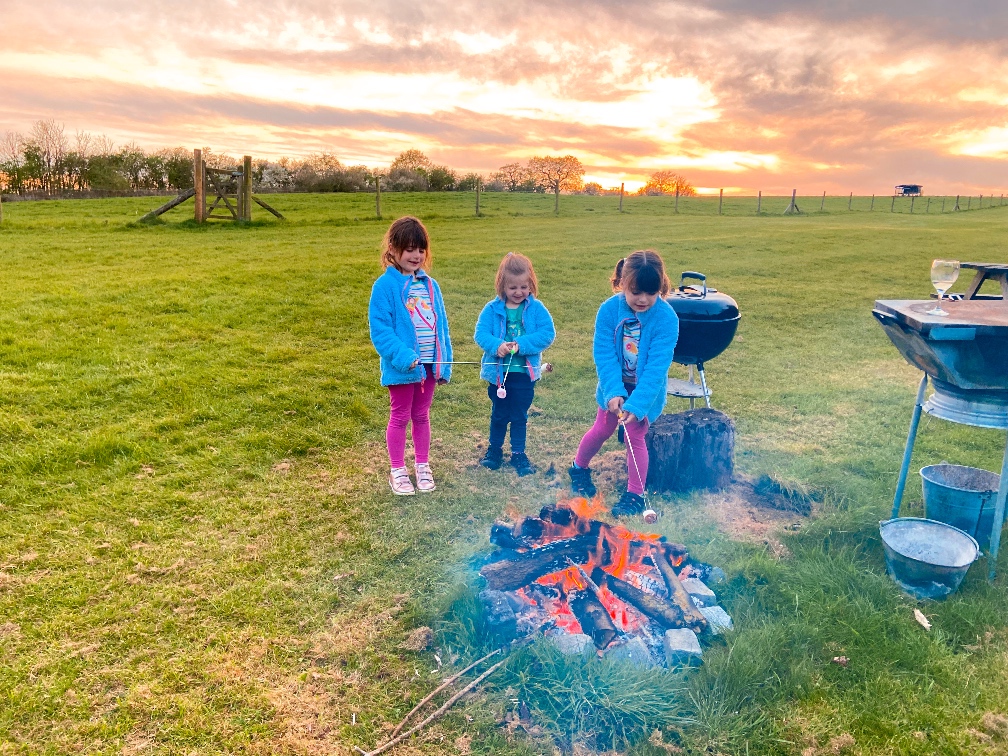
top-left (568, 250), bottom-right (679, 516)
top-left (474, 253), bottom-right (556, 475)
top-left (368, 216), bottom-right (453, 497)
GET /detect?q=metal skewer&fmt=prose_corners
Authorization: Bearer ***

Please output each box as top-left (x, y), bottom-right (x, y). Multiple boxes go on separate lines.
top-left (620, 414), bottom-right (658, 523)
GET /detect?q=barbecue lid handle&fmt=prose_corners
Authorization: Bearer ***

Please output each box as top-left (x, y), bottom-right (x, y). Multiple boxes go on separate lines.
top-left (680, 271), bottom-right (707, 297)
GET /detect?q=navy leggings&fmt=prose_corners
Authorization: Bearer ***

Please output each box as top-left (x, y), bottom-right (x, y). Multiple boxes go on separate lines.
top-left (487, 373), bottom-right (535, 454)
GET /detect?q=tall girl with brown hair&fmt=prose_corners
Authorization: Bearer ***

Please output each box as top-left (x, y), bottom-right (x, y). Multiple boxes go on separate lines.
top-left (568, 250), bottom-right (678, 515)
top-left (368, 216), bottom-right (453, 496)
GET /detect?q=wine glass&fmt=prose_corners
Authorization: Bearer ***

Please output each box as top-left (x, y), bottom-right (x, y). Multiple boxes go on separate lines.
top-left (929, 259), bottom-right (960, 316)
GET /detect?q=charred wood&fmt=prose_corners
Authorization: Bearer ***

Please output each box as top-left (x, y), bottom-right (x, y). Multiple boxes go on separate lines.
top-left (592, 567), bottom-right (687, 629)
top-left (650, 548), bottom-right (708, 632)
top-left (490, 522), bottom-right (529, 550)
top-left (480, 534), bottom-right (600, 591)
top-left (569, 590), bottom-right (618, 649)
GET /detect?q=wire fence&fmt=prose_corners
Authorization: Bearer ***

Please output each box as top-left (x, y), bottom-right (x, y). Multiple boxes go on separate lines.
top-left (585, 191), bottom-right (1008, 218)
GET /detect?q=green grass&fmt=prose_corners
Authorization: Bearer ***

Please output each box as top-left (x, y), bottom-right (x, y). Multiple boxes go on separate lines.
top-left (1, 192), bottom-right (1008, 755)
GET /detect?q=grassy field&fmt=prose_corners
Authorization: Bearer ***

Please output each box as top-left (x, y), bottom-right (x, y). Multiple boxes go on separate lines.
top-left (1, 191), bottom-right (1008, 755)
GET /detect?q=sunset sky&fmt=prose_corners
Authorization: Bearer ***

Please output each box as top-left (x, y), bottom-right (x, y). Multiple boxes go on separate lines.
top-left (2, 1), bottom-right (1007, 193)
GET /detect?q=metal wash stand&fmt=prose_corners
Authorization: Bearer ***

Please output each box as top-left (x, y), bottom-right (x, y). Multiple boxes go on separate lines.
top-left (875, 274), bottom-right (1008, 580)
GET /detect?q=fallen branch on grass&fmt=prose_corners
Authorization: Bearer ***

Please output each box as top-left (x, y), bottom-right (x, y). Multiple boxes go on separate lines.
top-left (354, 658), bottom-right (507, 756)
top-left (389, 647), bottom-right (501, 737)
top-left (355, 628), bottom-right (549, 756)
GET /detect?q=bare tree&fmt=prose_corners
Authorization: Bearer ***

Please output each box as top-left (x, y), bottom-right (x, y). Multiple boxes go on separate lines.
top-left (389, 149), bottom-right (431, 173)
top-left (93, 134), bottom-right (116, 157)
top-left (29, 118), bottom-right (68, 194)
top-left (495, 162), bottom-right (528, 192)
top-left (0, 131), bottom-right (26, 194)
top-left (640, 170), bottom-right (696, 196)
top-left (527, 155), bottom-right (585, 214)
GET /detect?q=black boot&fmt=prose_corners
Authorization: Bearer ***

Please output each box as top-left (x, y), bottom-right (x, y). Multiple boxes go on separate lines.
top-left (568, 462), bottom-right (597, 497)
top-left (612, 491), bottom-right (645, 516)
top-left (509, 452), bottom-right (536, 477)
top-left (479, 446), bottom-right (503, 470)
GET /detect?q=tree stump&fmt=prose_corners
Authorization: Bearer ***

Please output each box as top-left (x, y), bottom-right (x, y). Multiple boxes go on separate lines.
top-left (645, 409), bottom-right (734, 493)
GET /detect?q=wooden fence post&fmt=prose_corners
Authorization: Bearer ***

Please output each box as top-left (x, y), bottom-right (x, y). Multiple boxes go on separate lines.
top-left (757, 190), bottom-right (761, 214)
top-left (718, 188), bottom-right (723, 215)
top-left (784, 189), bottom-right (800, 214)
top-left (848, 192), bottom-right (852, 211)
top-left (979, 194), bottom-right (983, 209)
top-left (891, 194), bottom-right (896, 212)
top-left (619, 182), bottom-right (624, 212)
top-left (475, 176), bottom-right (481, 216)
top-left (242, 155), bottom-right (252, 221)
top-left (820, 191), bottom-right (826, 212)
top-left (954, 195), bottom-right (961, 211)
top-left (674, 187), bottom-right (680, 214)
top-left (193, 148), bottom-right (205, 223)
top-left (870, 194), bottom-right (875, 211)
top-left (926, 197), bottom-right (931, 213)
top-left (910, 195), bottom-right (915, 213)
top-left (967, 196), bottom-right (972, 210)
top-left (375, 174), bottom-right (382, 219)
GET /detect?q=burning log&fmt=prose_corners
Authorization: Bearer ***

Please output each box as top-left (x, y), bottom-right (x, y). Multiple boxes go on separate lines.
top-left (568, 590), bottom-right (618, 650)
top-left (480, 532), bottom-right (604, 591)
top-left (489, 521), bottom-right (529, 550)
top-left (650, 548), bottom-right (708, 632)
top-left (592, 567), bottom-right (687, 629)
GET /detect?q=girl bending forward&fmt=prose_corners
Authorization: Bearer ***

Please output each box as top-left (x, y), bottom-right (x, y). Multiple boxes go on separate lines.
top-left (474, 253), bottom-right (555, 475)
top-left (568, 250), bottom-right (678, 516)
top-left (368, 216), bottom-right (453, 496)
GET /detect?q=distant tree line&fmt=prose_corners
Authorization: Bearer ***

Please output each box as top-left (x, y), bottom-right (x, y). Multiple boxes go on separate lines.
top-left (0, 119), bottom-right (695, 198)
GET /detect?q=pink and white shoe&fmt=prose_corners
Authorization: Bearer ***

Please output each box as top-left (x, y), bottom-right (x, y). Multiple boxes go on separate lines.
top-left (415, 463), bottom-right (436, 492)
top-left (389, 467), bottom-right (415, 496)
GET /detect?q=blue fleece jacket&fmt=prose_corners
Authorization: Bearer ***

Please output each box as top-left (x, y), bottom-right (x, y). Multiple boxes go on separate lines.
top-left (474, 295), bottom-right (556, 384)
top-left (368, 266), bottom-right (453, 386)
top-left (593, 293), bottom-right (679, 423)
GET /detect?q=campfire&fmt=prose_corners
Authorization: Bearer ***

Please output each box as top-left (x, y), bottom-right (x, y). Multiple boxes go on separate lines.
top-left (479, 498), bottom-right (731, 667)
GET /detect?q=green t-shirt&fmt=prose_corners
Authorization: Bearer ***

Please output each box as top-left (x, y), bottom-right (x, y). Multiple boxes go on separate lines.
top-left (505, 304), bottom-right (527, 373)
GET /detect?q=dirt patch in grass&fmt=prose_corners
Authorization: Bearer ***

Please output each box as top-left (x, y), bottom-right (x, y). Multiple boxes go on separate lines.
top-left (702, 476), bottom-right (812, 557)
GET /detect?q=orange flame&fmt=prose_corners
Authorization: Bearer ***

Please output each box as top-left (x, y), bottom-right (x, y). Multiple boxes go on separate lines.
top-left (561, 493), bottom-right (608, 520)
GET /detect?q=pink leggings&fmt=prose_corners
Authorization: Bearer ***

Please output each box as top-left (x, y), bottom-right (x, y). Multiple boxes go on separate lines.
top-left (574, 409), bottom-right (650, 494)
top-left (386, 365), bottom-right (436, 468)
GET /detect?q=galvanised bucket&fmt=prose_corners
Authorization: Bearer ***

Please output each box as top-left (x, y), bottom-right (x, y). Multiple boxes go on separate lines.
top-left (921, 464), bottom-right (1002, 550)
top-left (880, 517), bottom-right (979, 600)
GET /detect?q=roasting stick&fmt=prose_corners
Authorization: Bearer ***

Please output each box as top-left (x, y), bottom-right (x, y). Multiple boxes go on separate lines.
top-left (388, 648), bottom-right (501, 737)
top-left (426, 361), bottom-right (553, 371)
top-left (566, 557), bottom-right (604, 597)
top-left (619, 415), bottom-right (658, 523)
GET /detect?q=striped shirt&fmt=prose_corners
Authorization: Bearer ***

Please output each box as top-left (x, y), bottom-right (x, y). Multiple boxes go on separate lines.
top-left (407, 278), bottom-right (437, 363)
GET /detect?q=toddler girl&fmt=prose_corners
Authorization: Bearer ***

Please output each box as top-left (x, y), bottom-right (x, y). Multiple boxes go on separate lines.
top-left (368, 216), bottom-right (453, 495)
top-left (568, 250), bottom-right (678, 515)
top-left (474, 253), bottom-right (555, 475)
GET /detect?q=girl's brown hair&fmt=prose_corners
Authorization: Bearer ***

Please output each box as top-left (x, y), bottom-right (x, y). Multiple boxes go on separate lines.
top-left (610, 249), bottom-right (671, 296)
top-left (495, 252), bottom-right (539, 299)
top-left (381, 216), bottom-right (432, 271)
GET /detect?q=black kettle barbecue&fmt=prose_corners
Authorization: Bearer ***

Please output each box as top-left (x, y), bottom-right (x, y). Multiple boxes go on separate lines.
top-left (665, 271), bottom-right (741, 407)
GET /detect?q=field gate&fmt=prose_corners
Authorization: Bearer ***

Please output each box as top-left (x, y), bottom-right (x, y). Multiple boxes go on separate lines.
top-left (140, 149), bottom-right (284, 223)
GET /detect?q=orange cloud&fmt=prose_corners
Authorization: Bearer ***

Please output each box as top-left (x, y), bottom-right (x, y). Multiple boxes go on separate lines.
top-left (1, 1), bottom-right (1007, 193)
